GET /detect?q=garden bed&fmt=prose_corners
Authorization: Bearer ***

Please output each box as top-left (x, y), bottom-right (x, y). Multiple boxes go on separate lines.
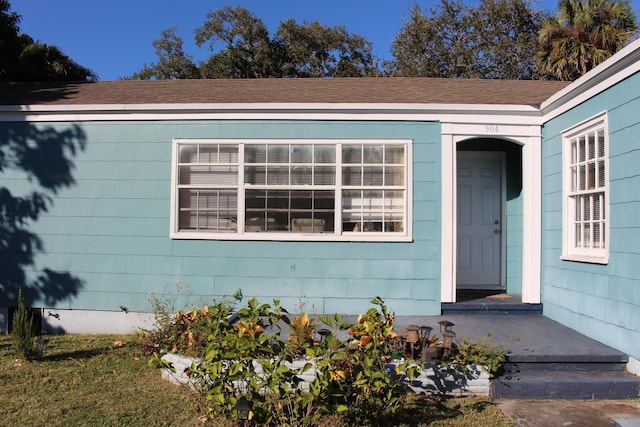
top-left (161, 353), bottom-right (490, 396)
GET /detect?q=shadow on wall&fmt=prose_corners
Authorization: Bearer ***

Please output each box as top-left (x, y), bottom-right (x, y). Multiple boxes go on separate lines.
top-left (0, 119), bottom-right (86, 330)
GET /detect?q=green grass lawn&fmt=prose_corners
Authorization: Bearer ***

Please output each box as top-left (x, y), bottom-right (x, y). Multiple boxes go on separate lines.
top-left (0, 334), bottom-right (514, 426)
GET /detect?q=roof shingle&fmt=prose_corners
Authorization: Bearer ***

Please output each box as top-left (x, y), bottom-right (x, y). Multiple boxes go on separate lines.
top-left (0, 78), bottom-right (570, 108)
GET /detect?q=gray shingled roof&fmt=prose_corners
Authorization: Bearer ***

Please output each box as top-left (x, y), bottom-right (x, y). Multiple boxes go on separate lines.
top-left (0, 78), bottom-right (570, 108)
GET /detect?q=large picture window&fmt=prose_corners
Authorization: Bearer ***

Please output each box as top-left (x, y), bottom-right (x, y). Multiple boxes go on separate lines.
top-left (562, 113), bottom-right (609, 263)
top-left (171, 139), bottom-right (412, 241)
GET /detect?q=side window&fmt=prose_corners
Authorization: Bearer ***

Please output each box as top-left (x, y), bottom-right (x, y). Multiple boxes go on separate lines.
top-left (562, 113), bottom-right (609, 263)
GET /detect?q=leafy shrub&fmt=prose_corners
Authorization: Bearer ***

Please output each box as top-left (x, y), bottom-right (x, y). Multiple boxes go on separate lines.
top-left (185, 296), bottom-right (414, 426)
top-left (140, 283), bottom-right (241, 357)
top-left (311, 297), bottom-right (412, 425)
top-left (191, 297), bottom-right (298, 424)
top-left (452, 334), bottom-right (505, 377)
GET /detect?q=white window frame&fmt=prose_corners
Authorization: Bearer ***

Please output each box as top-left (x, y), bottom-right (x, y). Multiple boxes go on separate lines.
top-left (170, 138), bottom-right (413, 242)
top-left (561, 112), bottom-right (609, 264)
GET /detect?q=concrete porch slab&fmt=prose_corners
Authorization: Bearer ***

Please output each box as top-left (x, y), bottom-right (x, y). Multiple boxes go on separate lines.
top-left (389, 314), bottom-right (628, 364)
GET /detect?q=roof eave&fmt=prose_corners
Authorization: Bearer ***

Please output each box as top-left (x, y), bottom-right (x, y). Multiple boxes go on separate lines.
top-left (0, 102), bottom-right (542, 122)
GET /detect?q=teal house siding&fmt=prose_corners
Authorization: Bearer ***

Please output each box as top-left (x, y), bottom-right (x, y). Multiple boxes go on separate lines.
top-left (541, 71), bottom-right (640, 360)
top-left (3, 119), bottom-right (442, 316)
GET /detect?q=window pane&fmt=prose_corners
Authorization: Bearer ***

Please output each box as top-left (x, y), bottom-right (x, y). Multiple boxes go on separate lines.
top-left (363, 145), bottom-right (383, 164)
top-left (578, 136), bottom-right (586, 162)
top-left (598, 160), bottom-right (605, 188)
top-left (593, 195), bottom-right (601, 220)
top-left (245, 144), bottom-right (266, 163)
top-left (179, 145), bottom-right (197, 163)
top-left (342, 190), bottom-right (360, 211)
top-left (385, 166), bottom-right (404, 186)
top-left (315, 145), bottom-right (335, 163)
top-left (342, 145), bottom-right (362, 164)
top-left (579, 165), bottom-right (586, 191)
top-left (385, 190), bottom-right (405, 209)
top-left (593, 223), bottom-right (601, 248)
top-left (385, 146), bottom-right (404, 163)
top-left (267, 166), bottom-right (289, 185)
top-left (289, 190), bottom-right (311, 210)
top-left (587, 162), bottom-right (596, 189)
top-left (291, 145), bottom-right (312, 163)
top-left (268, 145), bottom-right (289, 163)
top-left (220, 145), bottom-right (239, 163)
top-left (314, 166), bottom-right (335, 185)
top-left (597, 130), bottom-right (605, 158)
top-left (363, 166), bottom-right (384, 186)
top-left (199, 145), bottom-right (218, 163)
top-left (343, 166), bottom-right (362, 186)
top-left (584, 224), bottom-right (591, 247)
top-left (588, 132), bottom-right (596, 160)
top-left (292, 166), bottom-right (312, 185)
top-left (245, 165), bottom-right (266, 185)
top-left (384, 213), bottom-right (404, 232)
top-left (583, 196), bottom-right (591, 220)
top-left (363, 190), bottom-right (384, 210)
top-left (575, 223), bottom-right (582, 247)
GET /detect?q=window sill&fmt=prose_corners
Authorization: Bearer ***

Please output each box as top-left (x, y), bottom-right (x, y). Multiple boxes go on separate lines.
top-left (560, 254), bottom-right (609, 265)
top-left (170, 231), bottom-right (413, 243)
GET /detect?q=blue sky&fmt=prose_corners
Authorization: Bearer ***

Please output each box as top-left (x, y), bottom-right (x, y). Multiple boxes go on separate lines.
top-left (11, 0), bottom-right (626, 80)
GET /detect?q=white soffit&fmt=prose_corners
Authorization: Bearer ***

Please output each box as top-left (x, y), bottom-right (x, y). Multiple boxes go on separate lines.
top-left (0, 102), bottom-right (542, 125)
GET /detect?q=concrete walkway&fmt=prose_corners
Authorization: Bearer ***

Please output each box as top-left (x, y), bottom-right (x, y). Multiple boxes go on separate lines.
top-left (497, 399), bottom-right (640, 427)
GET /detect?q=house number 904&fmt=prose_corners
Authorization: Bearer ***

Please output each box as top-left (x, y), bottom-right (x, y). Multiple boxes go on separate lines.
top-left (485, 125), bottom-right (499, 133)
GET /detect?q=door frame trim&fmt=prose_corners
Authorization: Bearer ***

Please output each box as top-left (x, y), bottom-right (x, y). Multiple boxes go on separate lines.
top-left (440, 123), bottom-right (542, 304)
top-left (456, 151), bottom-right (506, 291)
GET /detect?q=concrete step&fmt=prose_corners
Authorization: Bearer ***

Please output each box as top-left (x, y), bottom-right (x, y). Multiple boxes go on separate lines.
top-left (441, 303), bottom-right (543, 315)
top-left (491, 370), bottom-right (640, 399)
top-left (505, 350), bottom-right (629, 366)
top-left (441, 294), bottom-right (542, 315)
top-left (503, 361), bottom-right (628, 372)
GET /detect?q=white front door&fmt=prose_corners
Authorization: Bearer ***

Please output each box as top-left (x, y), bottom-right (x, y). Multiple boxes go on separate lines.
top-left (457, 152), bottom-right (504, 289)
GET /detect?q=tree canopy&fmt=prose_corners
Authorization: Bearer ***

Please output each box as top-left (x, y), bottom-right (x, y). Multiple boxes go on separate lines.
top-left (129, 5), bottom-right (377, 79)
top-left (387, 0), bottom-right (546, 79)
top-left (130, 1), bottom-right (639, 81)
top-left (0, 0), bottom-right (96, 82)
top-left (536, 0), bottom-right (638, 80)
top-left (130, 27), bottom-right (199, 80)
